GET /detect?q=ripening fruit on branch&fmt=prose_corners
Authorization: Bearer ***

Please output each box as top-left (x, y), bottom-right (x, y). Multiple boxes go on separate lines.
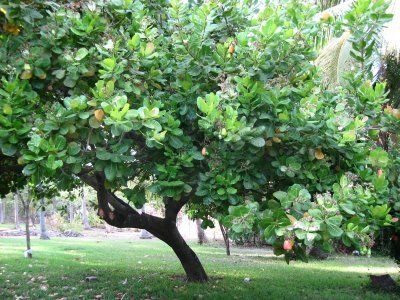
top-left (384, 105), bottom-right (400, 119)
top-left (377, 169), bottom-right (383, 177)
top-left (20, 70), bottom-right (33, 80)
top-left (228, 43), bottom-right (235, 54)
top-left (2, 23), bottom-right (20, 35)
top-left (384, 105), bottom-right (393, 114)
top-left (265, 140), bottom-right (273, 147)
top-left (94, 109), bottom-right (105, 122)
top-left (392, 109), bottom-right (400, 119)
top-left (272, 137), bottom-right (281, 143)
top-left (283, 240), bottom-right (294, 251)
top-left (201, 147), bottom-right (207, 156)
top-left (17, 157), bottom-right (25, 165)
top-left (315, 148), bottom-right (325, 160)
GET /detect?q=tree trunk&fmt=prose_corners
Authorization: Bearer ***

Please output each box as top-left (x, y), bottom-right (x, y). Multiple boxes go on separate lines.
top-left (39, 199), bottom-right (50, 240)
top-left (0, 198), bottom-right (4, 224)
top-left (81, 189), bottom-right (91, 230)
top-left (14, 195), bottom-right (20, 229)
top-left (68, 202), bottom-right (74, 223)
top-left (162, 226), bottom-right (208, 282)
top-left (30, 209), bottom-right (36, 228)
top-left (79, 172), bottom-right (209, 282)
top-left (219, 223), bottom-right (231, 256)
top-left (196, 219), bottom-right (207, 245)
top-left (24, 200), bottom-right (32, 258)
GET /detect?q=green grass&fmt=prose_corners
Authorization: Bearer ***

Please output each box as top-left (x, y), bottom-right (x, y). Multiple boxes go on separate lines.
top-left (0, 223), bottom-right (17, 230)
top-left (0, 237), bottom-right (399, 299)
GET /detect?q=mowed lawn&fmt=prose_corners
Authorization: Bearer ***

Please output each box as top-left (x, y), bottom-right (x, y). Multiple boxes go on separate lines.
top-left (0, 237), bottom-right (399, 300)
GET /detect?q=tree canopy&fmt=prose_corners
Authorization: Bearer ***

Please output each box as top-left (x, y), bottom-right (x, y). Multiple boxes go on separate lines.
top-left (1, 0), bottom-right (399, 281)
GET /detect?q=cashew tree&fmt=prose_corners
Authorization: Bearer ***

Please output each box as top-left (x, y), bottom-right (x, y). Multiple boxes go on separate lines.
top-left (0, 0), bottom-right (398, 282)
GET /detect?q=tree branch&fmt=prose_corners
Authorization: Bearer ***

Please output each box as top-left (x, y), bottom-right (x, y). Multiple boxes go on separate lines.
top-left (164, 195), bottom-right (191, 222)
top-left (77, 168), bottom-right (188, 238)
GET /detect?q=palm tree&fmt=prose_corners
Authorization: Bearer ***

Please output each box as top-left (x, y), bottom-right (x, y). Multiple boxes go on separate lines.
top-left (315, 0), bottom-right (400, 86)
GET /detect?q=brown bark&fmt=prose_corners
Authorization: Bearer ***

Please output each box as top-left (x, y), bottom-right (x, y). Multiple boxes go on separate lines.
top-left (24, 201), bottom-right (32, 258)
top-left (219, 223), bottom-right (231, 256)
top-left (78, 171), bottom-right (208, 282)
top-left (163, 226), bottom-right (208, 282)
top-left (17, 190), bottom-right (32, 259)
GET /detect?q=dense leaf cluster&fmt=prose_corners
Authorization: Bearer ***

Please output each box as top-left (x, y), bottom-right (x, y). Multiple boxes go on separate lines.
top-left (0, 0), bottom-right (399, 261)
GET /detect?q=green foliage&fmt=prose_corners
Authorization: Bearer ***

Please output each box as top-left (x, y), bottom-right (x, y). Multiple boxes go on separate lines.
top-left (342, 0), bottom-right (392, 79)
top-left (0, 0), bottom-right (398, 262)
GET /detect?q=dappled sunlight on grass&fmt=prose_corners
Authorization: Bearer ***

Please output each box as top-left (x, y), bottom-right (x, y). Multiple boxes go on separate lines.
top-left (1, 237), bottom-right (399, 300)
top-left (281, 259), bottom-right (399, 275)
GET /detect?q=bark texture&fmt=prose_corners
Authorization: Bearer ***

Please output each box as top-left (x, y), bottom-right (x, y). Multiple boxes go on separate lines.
top-left (78, 171), bottom-right (208, 282)
top-left (24, 202), bottom-right (32, 258)
top-left (17, 190), bottom-right (32, 259)
top-left (220, 223), bottom-right (231, 256)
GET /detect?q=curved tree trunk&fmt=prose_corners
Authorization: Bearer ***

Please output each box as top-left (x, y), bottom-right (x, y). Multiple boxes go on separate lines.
top-left (219, 223), bottom-right (231, 256)
top-left (163, 226), bottom-right (208, 282)
top-left (79, 171), bottom-right (209, 282)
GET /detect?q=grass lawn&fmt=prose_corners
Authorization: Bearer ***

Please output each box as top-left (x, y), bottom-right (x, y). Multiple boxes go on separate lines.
top-left (0, 237), bottom-right (399, 299)
top-left (0, 223), bottom-right (17, 230)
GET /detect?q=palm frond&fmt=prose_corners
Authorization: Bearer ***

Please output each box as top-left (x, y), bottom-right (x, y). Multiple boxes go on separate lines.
top-left (382, 0), bottom-right (400, 60)
top-left (315, 31), bottom-right (351, 86)
top-left (315, 0), bottom-right (354, 19)
top-left (317, 0), bottom-right (400, 59)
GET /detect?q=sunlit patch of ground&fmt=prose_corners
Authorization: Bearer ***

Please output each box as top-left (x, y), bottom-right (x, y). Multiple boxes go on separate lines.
top-left (0, 237), bottom-right (399, 299)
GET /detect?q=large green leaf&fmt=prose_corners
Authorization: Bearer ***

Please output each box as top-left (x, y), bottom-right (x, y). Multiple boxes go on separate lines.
top-left (75, 48), bottom-right (89, 61)
top-left (250, 137), bottom-right (265, 147)
top-left (105, 163), bottom-right (117, 181)
top-left (1, 143), bottom-right (17, 156)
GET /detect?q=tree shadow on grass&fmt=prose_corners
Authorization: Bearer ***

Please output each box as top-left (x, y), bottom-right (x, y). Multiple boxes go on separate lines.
top-left (1, 238), bottom-right (399, 299)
